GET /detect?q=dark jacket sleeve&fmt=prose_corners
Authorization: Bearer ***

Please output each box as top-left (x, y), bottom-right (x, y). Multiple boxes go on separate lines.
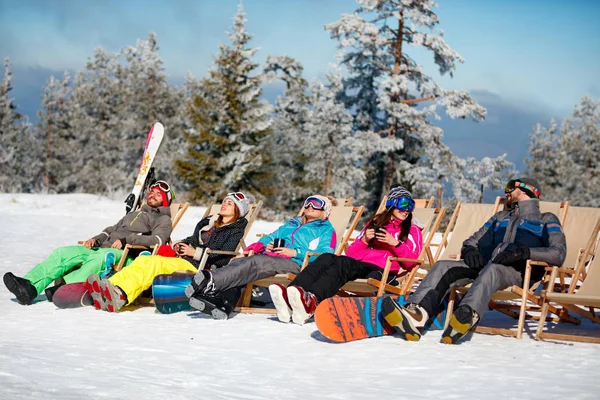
top-left (461, 211), bottom-right (507, 262)
top-left (530, 213), bottom-right (567, 266)
top-left (126, 214), bottom-right (172, 247)
top-left (208, 219), bottom-right (248, 268)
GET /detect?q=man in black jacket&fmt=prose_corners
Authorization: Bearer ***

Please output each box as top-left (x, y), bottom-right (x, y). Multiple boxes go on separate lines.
top-left (381, 178), bottom-right (566, 344)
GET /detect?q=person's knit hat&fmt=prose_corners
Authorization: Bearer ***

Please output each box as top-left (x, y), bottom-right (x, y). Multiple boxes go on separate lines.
top-left (516, 177), bottom-right (542, 199)
top-left (149, 181), bottom-right (175, 207)
top-left (224, 192), bottom-right (250, 217)
top-left (387, 185), bottom-right (413, 201)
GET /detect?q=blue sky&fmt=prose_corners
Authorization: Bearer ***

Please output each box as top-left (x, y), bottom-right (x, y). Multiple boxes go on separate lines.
top-left (1, 0), bottom-right (599, 171)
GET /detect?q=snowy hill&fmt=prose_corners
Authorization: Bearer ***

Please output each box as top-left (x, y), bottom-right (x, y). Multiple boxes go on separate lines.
top-left (1, 194), bottom-right (599, 399)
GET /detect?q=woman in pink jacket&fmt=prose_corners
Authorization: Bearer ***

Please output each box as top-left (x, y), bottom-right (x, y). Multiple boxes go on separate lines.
top-left (269, 186), bottom-right (423, 325)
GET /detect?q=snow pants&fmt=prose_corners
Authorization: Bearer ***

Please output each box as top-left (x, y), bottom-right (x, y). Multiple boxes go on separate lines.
top-left (24, 245), bottom-right (131, 295)
top-left (290, 253), bottom-right (395, 302)
top-left (411, 260), bottom-right (523, 318)
top-left (109, 255), bottom-right (197, 305)
top-left (211, 254), bottom-right (300, 294)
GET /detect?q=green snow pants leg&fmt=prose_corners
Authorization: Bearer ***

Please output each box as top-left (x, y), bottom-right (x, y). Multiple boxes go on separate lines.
top-left (63, 248), bottom-right (132, 285)
top-left (23, 246), bottom-right (130, 295)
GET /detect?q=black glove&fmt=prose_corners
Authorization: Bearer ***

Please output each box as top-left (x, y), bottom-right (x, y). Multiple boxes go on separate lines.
top-left (461, 246), bottom-right (485, 269)
top-left (492, 244), bottom-right (531, 266)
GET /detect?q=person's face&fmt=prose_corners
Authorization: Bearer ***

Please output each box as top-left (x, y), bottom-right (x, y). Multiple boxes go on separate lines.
top-left (506, 187), bottom-right (527, 205)
top-left (147, 188), bottom-right (164, 207)
top-left (304, 204), bottom-right (325, 221)
top-left (220, 198), bottom-right (237, 217)
top-left (392, 208), bottom-right (410, 221)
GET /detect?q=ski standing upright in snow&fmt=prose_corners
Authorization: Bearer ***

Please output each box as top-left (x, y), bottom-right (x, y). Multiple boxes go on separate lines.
top-left (124, 122), bottom-right (165, 214)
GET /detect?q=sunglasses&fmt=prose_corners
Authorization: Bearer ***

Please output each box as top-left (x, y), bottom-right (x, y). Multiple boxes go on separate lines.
top-left (227, 192), bottom-right (246, 201)
top-left (303, 196), bottom-right (326, 211)
top-left (505, 180), bottom-right (540, 198)
top-left (385, 196), bottom-right (415, 212)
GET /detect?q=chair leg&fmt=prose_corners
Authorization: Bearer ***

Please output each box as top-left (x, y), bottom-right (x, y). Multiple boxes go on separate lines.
top-left (516, 267), bottom-right (532, 339)
top-left (445, 290), bottom-right (456, 329)
top-left (115, 246), bottom-right (129, 271)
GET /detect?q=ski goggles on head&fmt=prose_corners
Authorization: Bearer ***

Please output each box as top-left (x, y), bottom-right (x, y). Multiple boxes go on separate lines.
top-left (150, 180), bottom-right (171, 193)
top-left (150, 180), bottom-right (175, 202)
top-left (385, 196), bottom-right (415, 212)
top-left (303, 196), bottom-right (326, 211)
top-left (226, 192), bottom-right (247, 201)
top-left (505, 180), bottom-right (540, 198)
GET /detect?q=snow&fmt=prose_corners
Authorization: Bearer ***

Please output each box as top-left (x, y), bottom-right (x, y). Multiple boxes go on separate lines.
top-left (1, 193), bottom-right (600, 400)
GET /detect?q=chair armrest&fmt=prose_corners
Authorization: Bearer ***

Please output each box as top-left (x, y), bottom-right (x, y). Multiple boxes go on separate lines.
top-left (205, 249), bottom-right (239, 256)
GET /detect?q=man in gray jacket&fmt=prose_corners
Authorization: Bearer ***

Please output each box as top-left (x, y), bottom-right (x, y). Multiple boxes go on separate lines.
top-left (381, 177), bottom-right (566, 344)
top-left (3, 181), bottom-right (175, 305)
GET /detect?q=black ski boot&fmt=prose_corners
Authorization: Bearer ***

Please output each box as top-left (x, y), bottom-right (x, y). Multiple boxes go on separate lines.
top-left (3, 272), bottom-right (38, 305)
top-left (184, 270), bottom-right (213, 299)
top-left (44, 283), bottom-right (65, 302)
top-left (189, 293), bottom-right (235, 320)
top-left (441, 304), bottom-right (480, 344)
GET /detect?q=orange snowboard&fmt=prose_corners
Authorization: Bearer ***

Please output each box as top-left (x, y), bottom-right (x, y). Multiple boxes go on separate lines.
top-left (314, 296), bottom-right (399, 343)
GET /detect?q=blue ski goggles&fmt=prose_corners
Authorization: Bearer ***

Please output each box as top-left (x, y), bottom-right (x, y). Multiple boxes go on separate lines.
top-left (385, 196), bottom-right (415, 212)
top-left (303, 196), bottom-right (326, 211)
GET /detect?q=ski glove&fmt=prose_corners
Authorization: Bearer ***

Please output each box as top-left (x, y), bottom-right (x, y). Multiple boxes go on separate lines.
top-left (461, 246), bottom-right (485, 269)
top-left (492, 244), bottom-right (531, 266)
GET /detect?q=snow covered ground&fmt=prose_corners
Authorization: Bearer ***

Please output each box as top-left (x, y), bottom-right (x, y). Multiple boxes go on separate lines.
top-left (1, 193), bottom-right (600, 400)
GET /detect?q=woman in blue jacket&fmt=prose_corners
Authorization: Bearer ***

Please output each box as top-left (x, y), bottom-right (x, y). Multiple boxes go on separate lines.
top-left (185, 195), bottom-right (337, 320)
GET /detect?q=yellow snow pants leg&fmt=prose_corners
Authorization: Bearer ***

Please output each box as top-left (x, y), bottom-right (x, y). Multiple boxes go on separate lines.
top-left (109, 256), bottom-right (197, 304)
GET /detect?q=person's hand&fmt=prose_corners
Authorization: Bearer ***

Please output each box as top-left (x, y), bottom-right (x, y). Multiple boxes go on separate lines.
top-left (178, 243), bottom-right (195, 257)
top-left (375, 229), bottom-right (400, 246)
top-left (363, 228), bottom-right (376, 243)
top-left (492, 244), bottom-right (531, 266)
top-left (111, 239), bottom-right (124, 250)
top-left (83, 239), bottom-right (97, 249)
top-left (273, 247), bottom-right (297, 258)
top-left (462, 246), bottom-right (485, 269)
top-left (266, 242), bottom-right (274, 252)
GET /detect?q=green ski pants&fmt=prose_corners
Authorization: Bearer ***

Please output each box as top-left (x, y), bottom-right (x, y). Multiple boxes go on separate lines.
top-left (23, 245), bottom-right (132, 295)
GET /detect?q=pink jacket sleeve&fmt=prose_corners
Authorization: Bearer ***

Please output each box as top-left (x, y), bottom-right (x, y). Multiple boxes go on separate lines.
top-left (392, 224), bottom-right (423, 267)
top-left (246, 242), bottom-right (265, 254)
top-left (345, 226), bottom-right (369, 259)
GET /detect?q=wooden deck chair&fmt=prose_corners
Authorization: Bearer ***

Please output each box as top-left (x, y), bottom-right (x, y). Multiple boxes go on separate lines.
top-left (434, 198), bottom-right (503, 263)
top-left (114, 202), bottom-right (190, 271)
top-left (535, 216), bottom-right (600, 343)
top-left (447, 200), bottom-right (584, 339)
top-left (338, 206), bottom-right (446, 298)
top-left (236, 199), bottom-right (365, 314)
